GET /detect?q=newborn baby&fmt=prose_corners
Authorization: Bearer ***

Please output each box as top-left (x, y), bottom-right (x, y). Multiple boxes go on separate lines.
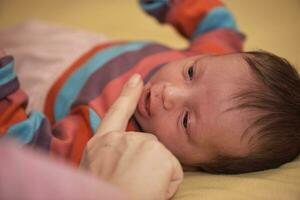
top-left (0, 0), bottom-right (299, 174)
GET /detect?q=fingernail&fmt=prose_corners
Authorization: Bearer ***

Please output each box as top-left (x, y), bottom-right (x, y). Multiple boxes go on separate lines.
top-left (127, 74), bottom-right (141, 87)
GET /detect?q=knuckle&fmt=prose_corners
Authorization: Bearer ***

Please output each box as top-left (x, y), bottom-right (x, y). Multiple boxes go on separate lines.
top-left (86, 134), bottom-right (102, 149)
top-left (86, 139), bottom-right (94, 150)
top-left (134, 132), bottom-right (158, 140)
top-left (162, 156), bottom-right (175, 171)
top-left (107, 104), bottom-right (120, 114)
top-left (143, 141), bottom-right (176, 169)
top-left (102, 131), bottom-right (122, 141)
top-left (144, 133), bottom-right (158, 140)
top-left (143, 139), bottom-right (163, 151)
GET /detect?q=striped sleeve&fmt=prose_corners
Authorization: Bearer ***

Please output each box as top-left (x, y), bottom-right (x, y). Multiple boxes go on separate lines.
top-left (0, 56), bottom-right (97, 165)
top-left (140, 0), bottom-right (244, 54)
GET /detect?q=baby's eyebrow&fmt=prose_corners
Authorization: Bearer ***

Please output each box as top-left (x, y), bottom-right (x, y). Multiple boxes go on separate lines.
top-left (194, 55), bottom-right (208, 66)
top-left (194, 57), bottom-right (207, 80)
top-left (194, 58), bottom-right (202, 68)
top-left (195, 57), bottom-right (203, 64)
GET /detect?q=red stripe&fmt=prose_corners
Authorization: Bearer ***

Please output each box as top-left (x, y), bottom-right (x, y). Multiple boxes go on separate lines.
top-left (44, 41), bottom-right (125, 124)
top-left (50, 105), bottom-right (93, 166)
top-left (166, 0), bottom-right (222, 37)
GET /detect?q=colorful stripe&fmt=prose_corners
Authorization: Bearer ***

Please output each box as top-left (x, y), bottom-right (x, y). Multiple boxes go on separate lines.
top-left (44, 42), bottom-right (119, 124)
top-left (189, 28), bottom-right (244, 54)
top-left (140, 0), bottom-right (168, 11)
top-left (144, 63), bottom-right (164, 83)
top-left (54, 42), bottom-right (149, 121)
top-left (50, 105), bottom-right (94, 165)
top-left (73, 44), bottom-right (169, 106)
top-left (139, 0), bottom-right (169, 22)
top-left (29, 118), bottom-right (52, 151)
top-left (192, 6), bottom-right (238, 39)
top-left (165, 0), bottom-right (222, 37)
top-left (0, 78), bottom-right (19, 99)
top-left (6, 112), bottom-right (45, 144)
top-left (0, 56), bottom-right (16, 85)
top-left (88, 108), bottom-right (101, 134)
top-left (0, 56), bottom-right (20, 99)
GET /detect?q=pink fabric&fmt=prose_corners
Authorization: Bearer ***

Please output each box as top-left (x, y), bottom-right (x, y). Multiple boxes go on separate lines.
top-left (0, 139), bottom-right (129, 200)
top-left (0, 20), bottom-right (109, 112)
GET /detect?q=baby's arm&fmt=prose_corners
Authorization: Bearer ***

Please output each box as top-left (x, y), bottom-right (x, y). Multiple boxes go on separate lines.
top-left (0, 55), bottom-right (93, 165)
top-left (140, 0), bottom-right (244, 54)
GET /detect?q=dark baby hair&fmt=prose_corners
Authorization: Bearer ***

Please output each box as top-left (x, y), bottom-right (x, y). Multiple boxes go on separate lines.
top-left (199, 50), bottom-right (300, 174)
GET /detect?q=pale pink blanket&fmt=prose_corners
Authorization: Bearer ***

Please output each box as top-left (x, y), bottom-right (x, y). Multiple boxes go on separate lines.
top-left (0, 20), bottom-right (109, 112)
top-left (0, 139), bottom-right (128, 200)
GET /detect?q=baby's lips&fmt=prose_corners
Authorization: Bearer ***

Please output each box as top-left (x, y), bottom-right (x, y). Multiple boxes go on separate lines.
top-left (137, 87), bottom-right (151, 119)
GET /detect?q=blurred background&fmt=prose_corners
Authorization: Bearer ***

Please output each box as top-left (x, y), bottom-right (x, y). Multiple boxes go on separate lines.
top-left (0, 0), bottom-right (299, 69)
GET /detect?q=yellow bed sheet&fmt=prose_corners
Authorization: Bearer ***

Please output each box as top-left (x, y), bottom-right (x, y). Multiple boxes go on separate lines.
top-left (175, 156), bottom-right (300, 200)
top-left (0, 0), bottom-right (299, 69)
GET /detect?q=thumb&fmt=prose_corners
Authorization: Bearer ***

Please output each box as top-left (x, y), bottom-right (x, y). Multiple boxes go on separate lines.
top-left (96, 74), bottom-right (144, 135)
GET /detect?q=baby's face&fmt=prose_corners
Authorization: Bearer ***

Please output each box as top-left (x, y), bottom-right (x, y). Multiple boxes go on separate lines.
top-left (134, 53), bottom-right (256, 166)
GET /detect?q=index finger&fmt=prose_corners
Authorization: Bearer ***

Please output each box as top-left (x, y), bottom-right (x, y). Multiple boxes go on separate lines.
top-left (96, 74), bottom-right (143, 135)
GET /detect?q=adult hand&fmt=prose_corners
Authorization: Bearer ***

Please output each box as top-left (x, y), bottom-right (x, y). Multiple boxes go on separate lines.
top-left (80, 74), bottom-right (183, 200)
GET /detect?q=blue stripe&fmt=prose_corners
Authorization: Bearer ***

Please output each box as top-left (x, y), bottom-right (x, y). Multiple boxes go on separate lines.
top-left (88, 108), bottom-right (101, 134)
top-left (0, 61), bottom-right (16, 85)
top-left (6, 112), bottom-right (45, 144)
top-left (54, 42), bottom-right (149, 121)
top-left (140, 0), bottom-right (168, 11)
top-left (192, 7), bottom-right (238, 39)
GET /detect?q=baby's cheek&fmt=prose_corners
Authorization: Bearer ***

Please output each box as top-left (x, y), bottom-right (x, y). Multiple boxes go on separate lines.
top-left (152, 125), bottom-right (174, 143)
top-left (143, 116), bottom-right (176, 142)
top-left (0, 49), bottom-right (6, 57)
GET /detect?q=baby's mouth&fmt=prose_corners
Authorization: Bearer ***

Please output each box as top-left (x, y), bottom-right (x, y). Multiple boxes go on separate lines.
top-left (138, 87), bottom-right (151, 118)
top-left (145, 90), bottom-right (151, 116)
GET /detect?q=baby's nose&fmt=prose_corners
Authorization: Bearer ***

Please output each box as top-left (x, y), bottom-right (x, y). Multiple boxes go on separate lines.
top-left (163, 83), bottom-right (187, 110)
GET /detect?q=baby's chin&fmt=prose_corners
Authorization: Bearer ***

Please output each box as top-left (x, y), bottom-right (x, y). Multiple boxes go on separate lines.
top-left (132, 111), bottom-right (157, 136)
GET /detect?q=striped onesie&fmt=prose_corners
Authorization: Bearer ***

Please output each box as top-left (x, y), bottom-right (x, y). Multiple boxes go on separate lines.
top-left (0, 0), bottom-right (244, 165)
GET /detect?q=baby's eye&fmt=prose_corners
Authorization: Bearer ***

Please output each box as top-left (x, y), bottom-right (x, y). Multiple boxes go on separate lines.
top-left (182, 111), bottom-right (189, 130)
top-left (187, 66), bottom-right (194, 80)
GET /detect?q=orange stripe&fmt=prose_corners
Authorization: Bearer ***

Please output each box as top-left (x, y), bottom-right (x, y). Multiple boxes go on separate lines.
top-left (167, 0), bottom-right (222, 37)
top-left (69, 106), bottom-right (93, 165)
top-left (44, 41), bottom-right (124, 124)
top-left (188, 29), bottom-right (243, 54)
top-left (0, 90), bottom-right (28, 134)
top-left (49, 105), bottom-right (93, 166)
top-left (126, 121), bottom-right (136, 132)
